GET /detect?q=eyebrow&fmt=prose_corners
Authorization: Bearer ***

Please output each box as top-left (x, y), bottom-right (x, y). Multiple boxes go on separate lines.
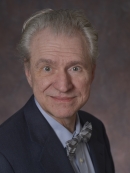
top-left (35, 58), bottom-right (56, 68)
top-left (65, 60), bottom-right (87, 68)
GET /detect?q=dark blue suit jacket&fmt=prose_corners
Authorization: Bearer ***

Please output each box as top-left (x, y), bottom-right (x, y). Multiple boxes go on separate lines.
top-left (0, 96), bottom-right (115, 173)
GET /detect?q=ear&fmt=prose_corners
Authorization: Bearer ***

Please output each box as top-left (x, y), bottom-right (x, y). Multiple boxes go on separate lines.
top-left (24, 64), bottom-right (32, 88)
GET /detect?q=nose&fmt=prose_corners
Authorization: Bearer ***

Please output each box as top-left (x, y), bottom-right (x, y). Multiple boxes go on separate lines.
top-left (53, 70), bottom-right (73, 92)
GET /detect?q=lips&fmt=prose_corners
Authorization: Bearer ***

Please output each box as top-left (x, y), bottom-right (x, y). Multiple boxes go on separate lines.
top-left (50, 96), bottom-right (76, 102)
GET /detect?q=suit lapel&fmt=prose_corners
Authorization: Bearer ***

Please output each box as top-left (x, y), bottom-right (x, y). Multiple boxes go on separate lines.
top-left (40, 130), bottom-right (74, 173)
top-left (24, 96), bottom-right (74, 173)
top-left (88, 128), bottom-right (105, 173)
top-left (79, 111), bottom-right (105, 173)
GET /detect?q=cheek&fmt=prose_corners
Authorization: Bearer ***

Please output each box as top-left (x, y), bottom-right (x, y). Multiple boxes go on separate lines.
top-left (74, 75), bottom-right (91, 91)
top-left (74, 76), bottom-right (92, 103)
top-left (33, 76), bottom-right (53, 93)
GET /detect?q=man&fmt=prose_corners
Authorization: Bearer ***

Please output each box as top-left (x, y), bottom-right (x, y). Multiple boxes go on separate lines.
top-left (0, 9), bottom-right (115, 173)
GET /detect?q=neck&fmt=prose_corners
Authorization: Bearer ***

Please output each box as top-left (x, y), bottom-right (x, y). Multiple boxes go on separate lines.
top-left (53, 115), bottom-right (77, 133)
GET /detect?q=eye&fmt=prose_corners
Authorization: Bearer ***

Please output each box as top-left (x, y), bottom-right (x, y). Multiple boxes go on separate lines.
top-left (72, 66), bottom-right (81, 71)
top-left (43, 66), bottom-right (51, 71)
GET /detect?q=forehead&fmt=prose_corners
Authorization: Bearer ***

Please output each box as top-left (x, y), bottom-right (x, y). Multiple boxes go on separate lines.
top-left (30, 28), bottom-right (89, 63)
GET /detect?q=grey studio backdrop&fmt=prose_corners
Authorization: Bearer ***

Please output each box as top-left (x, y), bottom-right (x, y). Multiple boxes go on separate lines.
top-left (0, 0), bottom-right (130, 173)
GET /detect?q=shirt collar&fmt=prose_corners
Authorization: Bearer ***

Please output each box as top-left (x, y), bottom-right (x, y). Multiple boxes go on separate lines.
top-left (34, 98), bottom-right (82, 148)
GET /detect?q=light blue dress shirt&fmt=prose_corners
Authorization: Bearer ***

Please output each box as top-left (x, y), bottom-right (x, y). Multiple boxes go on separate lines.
top-left (35, 98), bottom-right (95, 173)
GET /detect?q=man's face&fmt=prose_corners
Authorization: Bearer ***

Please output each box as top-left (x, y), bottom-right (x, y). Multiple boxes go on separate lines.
top-left (25, 28), bottom-right (95, 122)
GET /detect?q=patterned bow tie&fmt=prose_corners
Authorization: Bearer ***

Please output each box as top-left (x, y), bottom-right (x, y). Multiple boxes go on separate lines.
top-left (66, 121), bottom-right (92, 160)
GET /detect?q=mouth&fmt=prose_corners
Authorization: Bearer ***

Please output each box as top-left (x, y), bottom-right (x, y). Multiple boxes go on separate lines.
top-left (50, 96), bottom-right (76, 102)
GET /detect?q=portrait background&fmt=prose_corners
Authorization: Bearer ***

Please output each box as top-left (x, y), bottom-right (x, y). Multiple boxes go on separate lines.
top-left (0, 0), bottom-right (130, 172)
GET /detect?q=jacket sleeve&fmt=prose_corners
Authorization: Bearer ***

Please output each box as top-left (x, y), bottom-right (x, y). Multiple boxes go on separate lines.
top-left (0, 153), bottom-right (14, 173)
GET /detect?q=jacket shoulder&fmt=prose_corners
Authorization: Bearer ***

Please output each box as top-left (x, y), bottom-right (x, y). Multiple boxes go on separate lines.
top-left (0, 96), bottom-right (34, 133)
top-left (0, 106), bottom-right (27, 151)
top-left (0, 107), bottom-right (25, 134)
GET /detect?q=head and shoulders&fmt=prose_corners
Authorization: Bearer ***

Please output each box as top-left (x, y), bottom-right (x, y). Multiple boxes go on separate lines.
top-left (0, 9), bottom-right (102, 137)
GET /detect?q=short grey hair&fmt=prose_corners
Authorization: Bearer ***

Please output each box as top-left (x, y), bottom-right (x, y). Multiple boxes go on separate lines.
top-left (18, 9), bottom-right (98, 66)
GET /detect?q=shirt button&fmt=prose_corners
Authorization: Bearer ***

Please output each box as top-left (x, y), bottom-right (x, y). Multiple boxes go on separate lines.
top-left (79, 158), bottom-right (84, 163)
